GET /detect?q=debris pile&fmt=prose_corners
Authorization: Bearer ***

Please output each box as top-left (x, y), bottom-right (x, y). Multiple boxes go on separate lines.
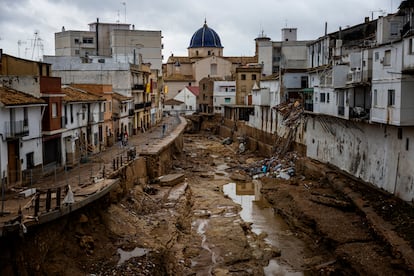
top-left (237, 153), bottom-right (299, 181)
top-left (273, 101), bottom-right (304, 128)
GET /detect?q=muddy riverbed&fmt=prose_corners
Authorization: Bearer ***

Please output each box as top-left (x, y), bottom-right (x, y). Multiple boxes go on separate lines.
top-left (1, 133), bottom-right (413, 275)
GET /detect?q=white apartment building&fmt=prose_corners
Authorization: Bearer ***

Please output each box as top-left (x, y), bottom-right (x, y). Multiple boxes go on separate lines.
top-left (0, 86), bottom-right (46, 186)
top-left (213, 81), bottom-right (236, 114)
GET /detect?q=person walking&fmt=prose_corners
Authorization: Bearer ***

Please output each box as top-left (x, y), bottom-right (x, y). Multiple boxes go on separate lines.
top-left (162, 123), bottom-right (166, 137)
top-left (123, 131), bottom-right (128, 146)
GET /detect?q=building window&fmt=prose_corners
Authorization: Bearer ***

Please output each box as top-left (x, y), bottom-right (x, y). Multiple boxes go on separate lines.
top-left (211, 63), bottom-right (217, 75)
top-left (409, 39), bottom-right (414, 55)
top-left (327, 93), bottom-right (330, 103)
top-left (390, 22), bottom-right (400, 36)
top-left (241, 74), bottom-right (246, 80)
top-left (75, 49), bottom-right (80, 55)
top-left (383, 50), bottom-right (391, 66)
top-left (301, 76), bottom-right (308, 88)
top-left (374, 52), bottom-right (379, 61)
top-left (273, 56), bottom-right (281, 62)
top-left (23, 107), bottom-right (28, 127)
top-left (52, 103), bottom-right (57, 118)
top-left (103, 102), bottom-right (106, 112)
top-left (70, 104), bottom-right (74, 123)
top-left (83, 37), bottom-right (94, 44)
top-left (74, 38), bottom-right (80, 44)
top-left (252, 74), bottom-right (257, 80)
top-left (26, 152), bottom-right (34, 169)
top-left (225, 98), bottom-right (231, 103)
top-left (208, 50), bottom-right (211, 56)
top-left (373, 89), bottom-right (378, 106)
top-left (388, 89), bottom-right (395, 106)
top-left (320, 93), bottom-right (326, 103)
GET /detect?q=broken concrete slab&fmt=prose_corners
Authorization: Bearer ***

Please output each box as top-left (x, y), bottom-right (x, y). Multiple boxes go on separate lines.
top-left (158, 173), bottom-right (185, 187)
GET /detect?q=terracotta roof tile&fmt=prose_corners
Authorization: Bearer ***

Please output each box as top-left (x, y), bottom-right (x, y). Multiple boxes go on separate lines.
top-left (186, 86), bottom-right (199, 96)
top-left (62, 86), bottom-right (105, 103)
top-left (166, 56), bottom-right (192, 64)
top-left (0, 86), bottom-right (46, 106)
top-left (164, 98), bottom-right (184, 105)
top-left (225, 56), bottom-right (258, 64)
top-left (112, 92), bottom-right (132, 102)
top-left (164, 74), bottom-right (195, 81)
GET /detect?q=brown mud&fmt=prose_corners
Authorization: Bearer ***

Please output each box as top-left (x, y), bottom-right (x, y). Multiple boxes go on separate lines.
top-left (0, 132), bottom-right (413, 275)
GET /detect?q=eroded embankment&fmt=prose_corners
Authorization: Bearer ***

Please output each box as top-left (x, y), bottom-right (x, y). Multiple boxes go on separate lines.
top-left (260, 158), bottom-right (413, 275)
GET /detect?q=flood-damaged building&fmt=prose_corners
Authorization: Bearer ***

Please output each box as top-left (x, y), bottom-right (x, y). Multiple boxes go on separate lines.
top-left (247, 1), bottom-right (414, 201)
top-left (0, 52), bottom-right (63, 187)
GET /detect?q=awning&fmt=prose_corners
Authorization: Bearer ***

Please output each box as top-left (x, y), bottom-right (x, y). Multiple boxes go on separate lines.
top-left (301, 88), bottom-right (314, 93)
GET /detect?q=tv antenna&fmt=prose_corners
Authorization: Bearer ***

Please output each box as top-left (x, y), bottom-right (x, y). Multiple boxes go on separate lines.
top-left (17, 40), bottom-right (27, 57)
top-left (121, 2), bottom-right (126, 23)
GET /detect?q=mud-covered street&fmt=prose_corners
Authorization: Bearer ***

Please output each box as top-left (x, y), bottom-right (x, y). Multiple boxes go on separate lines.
top-left (1, 131), bottom-right (414, 275)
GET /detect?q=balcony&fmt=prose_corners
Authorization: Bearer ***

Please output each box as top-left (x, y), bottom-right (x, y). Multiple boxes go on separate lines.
top-left (88, 113), bottom-right (95, 123)
top-left (346, 70), bottom-right (362, 84)
top-left (144, 101), bottom-right (152, 108)
top-left (132, 84), bottom-right (145, 91)
top-left (135, 103), bottom-right (145, 110)
top-left (5, 120), bottom-right (29, 138)
top-left (112, 112), bottom-right (119, 121)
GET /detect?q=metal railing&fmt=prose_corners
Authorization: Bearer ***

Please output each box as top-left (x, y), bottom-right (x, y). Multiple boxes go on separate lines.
top-left (135, 103), bottom-right (145, 110)
top-left (5, 120), bottom-right (29, 138)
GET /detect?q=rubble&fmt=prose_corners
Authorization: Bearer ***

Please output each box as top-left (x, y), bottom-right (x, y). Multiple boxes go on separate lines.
top-left (273, 100), bottom-right (304, 128)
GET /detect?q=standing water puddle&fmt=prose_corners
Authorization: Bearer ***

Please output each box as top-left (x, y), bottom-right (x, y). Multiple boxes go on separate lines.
top-left (223, 181), bottom-right (306, 275)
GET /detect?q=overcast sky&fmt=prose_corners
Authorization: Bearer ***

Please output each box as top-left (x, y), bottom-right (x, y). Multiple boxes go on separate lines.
top-left (0, 0), bottom-right (400, 62)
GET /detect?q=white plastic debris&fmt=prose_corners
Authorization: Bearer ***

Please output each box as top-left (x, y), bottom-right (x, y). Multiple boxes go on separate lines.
top-left (63, 185), bottom-right (74, 204)
top-left (19, 188), bottom-right (36, 198)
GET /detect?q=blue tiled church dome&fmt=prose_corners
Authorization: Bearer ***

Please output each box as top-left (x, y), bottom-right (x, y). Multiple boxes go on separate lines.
top-left (189, 21), bottom-right (223, 48)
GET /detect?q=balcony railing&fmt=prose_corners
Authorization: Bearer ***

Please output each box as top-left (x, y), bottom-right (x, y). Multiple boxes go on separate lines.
top-left (5, 120), bottom-right (29, 138)
top-left (132, 84), bottom-right (145, 90)
top-left (135, 103), bottom-right (145, 110)
top-left (144, 101), bottom-right (152, 107)
top-left (88, 113), bottom-right (95, 123)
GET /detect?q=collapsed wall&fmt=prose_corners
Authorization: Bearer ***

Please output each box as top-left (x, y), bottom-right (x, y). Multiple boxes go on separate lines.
top-left (215, 108), bottom-right (414, 202)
